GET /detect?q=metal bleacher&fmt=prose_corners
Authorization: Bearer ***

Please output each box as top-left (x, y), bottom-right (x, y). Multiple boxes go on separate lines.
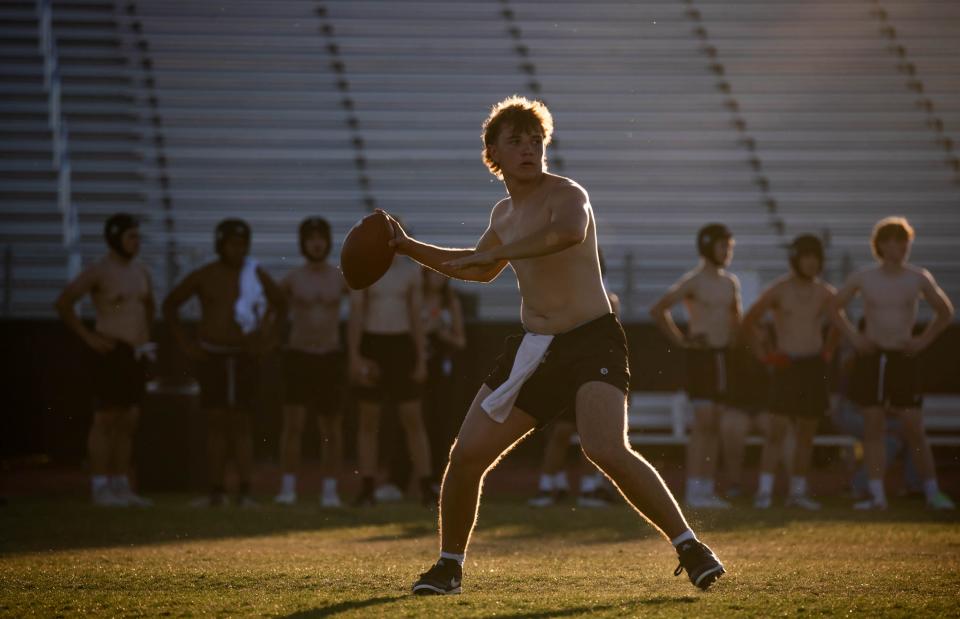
top-left (1, 0), bottom-right (958, 320)
top-left (697, 0), bottom-right (960, 312)
top-left (1, 0), bottom-right (148, 316)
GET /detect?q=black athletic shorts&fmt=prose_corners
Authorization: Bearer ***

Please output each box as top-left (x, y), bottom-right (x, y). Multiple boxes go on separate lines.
top-left (483, 313), bottom-right (630, 427)
top-left (353, 332), bottom-right (422, 403)
top-left (283, 349), bottom-right (343, 415)
top-left (197, 348), bottom-right (260, 411)
top-left (770, 354), bottom-right (829, 419)
top-left (850, 350), bottom-right (922, 409)
top-left (92, 341), bottom-right (146, 409)
top-left (685, 347), bottom-right (732, 405)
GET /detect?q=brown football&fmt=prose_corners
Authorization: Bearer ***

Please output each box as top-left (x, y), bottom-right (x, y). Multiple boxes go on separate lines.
top-left (340, 211), bottom-right (396, 290)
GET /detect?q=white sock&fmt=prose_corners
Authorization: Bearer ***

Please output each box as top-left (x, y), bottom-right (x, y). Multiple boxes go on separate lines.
top-left (789, 476), bottom-right (807, 497)
top-left (923, 479), bottom-right (940, 501)
top-left (580, 474), bottom-right (599, 493)
top-left (868, 479), bottom-right (887, 504)
top-left (110, 475), bottom-right (130, 493)
top-left (686, 477), bottom-right (701, 499)
top-left (757, 473), bottom-right (775, 495)
top-left (440, 551), bottom-right (465, 566)
top-left (538, 474), bottom-right (554, 492)
top-left (552, 471), bottom-right (569, 490)
top-left (92, 475), bottom-right (109, 493)
top-left (671, 529), bottom-right (697, 548)
top-left (322, 477), bottom-right (337, 495)
top-left (281, 473), bottom-right (297, 495)
top-left (704, 478), bottom-right (716, 496)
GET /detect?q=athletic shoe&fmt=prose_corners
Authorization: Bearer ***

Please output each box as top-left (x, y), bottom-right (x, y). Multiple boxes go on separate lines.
top-left (927, 492), bottom-right (956, 510)
top-left (120, 491), bottom-right (154, 508)
top-left (528, 490), bottom-right (556, 508)
top-left (412, 558), bottom-right (462, 595)
top-left (853, 498), bottom-right (888, 511)
top-left (109, 480), bottom-right (152, 507)
top-left (375, 483), bottom-right (404, 502)
top-left (674, 539), bottom-right (725, 590)
top-left (321, 493), bottom-right (342, 508)
top-left (237, 495), bottom-right (259, 509)
top-left (785, 494), bottom-right (821, 511)
top-left (274, 491), bottom-right (297, 506)
top-left (687, 494), bottom-right (732, 509)
top-left (577, 489), bottom-right (612, 508)
top-left (93, 486), bottom-right (129, 507)
top-left (753, 493), bottom-right (772, 509)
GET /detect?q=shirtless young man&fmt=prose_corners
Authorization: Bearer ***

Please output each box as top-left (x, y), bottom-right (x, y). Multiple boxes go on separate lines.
top-left (55, 213), bottom-right (154, 507)
top-left (650, 224), bottom-right (741, 509)
top-left (163, 219), bottom-right (285, 507)
top-left (348, 252), bottom-right (434, 507)
top-left (274, 217), bottom-right (348, 507)
top-left (384, 96), bottom-right (723, 595)
top-left (830, 217), bottom-right (955, 510)
top-left (742, 235), bottom-right (837, 510)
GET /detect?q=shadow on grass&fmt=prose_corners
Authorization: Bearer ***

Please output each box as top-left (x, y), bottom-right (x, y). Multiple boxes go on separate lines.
top-left (281, 595), bottom-right (404, 618)
top-left (1, 496), bottom-right (956, 556)
top-left (492, 595), bottom-right (699, 618)
top-left (0, 497), bottom-right (437, 556)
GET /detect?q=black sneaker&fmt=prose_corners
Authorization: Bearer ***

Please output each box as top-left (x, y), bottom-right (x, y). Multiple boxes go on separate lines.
top-left (674, 540), bottom-right (725, 590)
top-left (412, 558), bottom-right (462, 595)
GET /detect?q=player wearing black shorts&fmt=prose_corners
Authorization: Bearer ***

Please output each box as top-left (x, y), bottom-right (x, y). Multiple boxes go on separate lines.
top-left (163, 219), bottom-right (285, 507)
top-left (382, 97), bottom-right (723, 595)
top-left (830, 217), bottom-right (955, 510)
top-left (348, 255), bottom-right (434, 507)
top-left (743, 235), bottom-right (836, 510)
top-left (56, 213), bottom-right (155, 507)
top-left (274, 218), bottom-right (348, 507)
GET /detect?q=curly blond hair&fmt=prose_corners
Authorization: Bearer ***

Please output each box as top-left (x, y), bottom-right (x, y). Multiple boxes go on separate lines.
top-left (871, 216), bottom-right (914, 260)
top-left (481, 96), bottom-right (554, 179)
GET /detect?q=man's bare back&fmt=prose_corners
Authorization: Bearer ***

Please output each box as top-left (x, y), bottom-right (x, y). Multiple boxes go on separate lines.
top-left (284, 263), bottom-right (344, 353)
top-left (490, 174), bottom-right (610, 334)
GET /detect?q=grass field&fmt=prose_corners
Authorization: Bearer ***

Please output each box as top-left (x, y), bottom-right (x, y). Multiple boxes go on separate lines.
top-left (1, 496), bottom-right (958, 617)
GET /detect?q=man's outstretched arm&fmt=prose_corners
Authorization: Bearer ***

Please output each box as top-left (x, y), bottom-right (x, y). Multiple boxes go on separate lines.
top-left (381, 210), bottom-right (508, 283)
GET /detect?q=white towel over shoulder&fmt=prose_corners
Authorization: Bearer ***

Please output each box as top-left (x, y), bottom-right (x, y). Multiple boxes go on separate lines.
top-left (481, 332), bottom-right (554, 423)
top-left (235, 257), bottom-right (267, 335)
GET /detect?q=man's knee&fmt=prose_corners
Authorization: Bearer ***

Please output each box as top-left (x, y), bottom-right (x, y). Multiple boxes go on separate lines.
top-left (581, 437), bottom-right (632, 473)
top-left (447, 439), bottom-right (494, 475)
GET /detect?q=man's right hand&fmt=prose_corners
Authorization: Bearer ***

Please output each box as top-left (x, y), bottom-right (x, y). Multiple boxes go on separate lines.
top-left (350, 356), bottom-right (380, 386)
top-left (84, 332), bottom-right (116, 354)
top-left (378, 209), bottom-right (413, 254)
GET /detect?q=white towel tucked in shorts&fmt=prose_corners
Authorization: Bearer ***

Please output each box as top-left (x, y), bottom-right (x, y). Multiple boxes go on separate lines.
top-left (481, 332), bottom-right (553, 423)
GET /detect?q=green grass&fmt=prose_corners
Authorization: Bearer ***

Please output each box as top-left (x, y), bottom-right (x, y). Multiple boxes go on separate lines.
top-left (1, 496), bottom-right (958, 617)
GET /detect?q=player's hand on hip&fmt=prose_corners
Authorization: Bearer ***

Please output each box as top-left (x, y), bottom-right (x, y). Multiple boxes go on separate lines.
top-left (85, 332), bottom-right (117, 354)
top-left (378, 209), bottom-right (412, 253)
top-left (902, 336), bottom-right (926, 356)
top-left (444, 250), bottom-right (497, 270)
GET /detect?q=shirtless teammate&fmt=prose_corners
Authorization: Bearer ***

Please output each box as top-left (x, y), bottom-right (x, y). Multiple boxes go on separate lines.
top-left (163, 219), bottom-right (285, 506)
top-left (274, 217), bottom-right (347, 507)
top-left (830, 217), bottom-right (955, 510)
top-left (742, 235), bottom-right (836, 510)
top-left (348, 253), bottom-right (434, 506)
top-left (383, 96), bottom-right (723, 595)
top-left (55, 213), bottom-right (154, 507)
top-left (650, 224), bottom-right (741, 509)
